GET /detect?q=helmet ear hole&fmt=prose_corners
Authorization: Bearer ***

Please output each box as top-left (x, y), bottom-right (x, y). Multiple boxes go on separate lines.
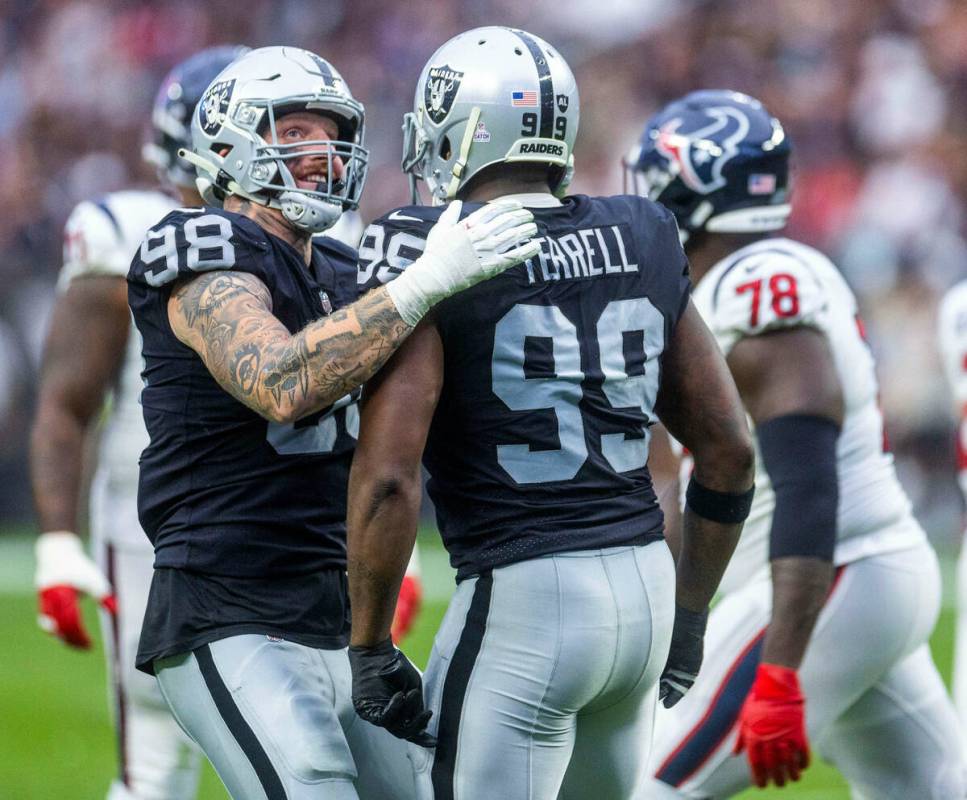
top-left (439, 136), bottom-right (452, 161)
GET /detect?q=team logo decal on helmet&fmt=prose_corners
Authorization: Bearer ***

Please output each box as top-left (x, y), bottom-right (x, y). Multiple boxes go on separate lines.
top-left (654, 106), bottom-right (750, 195)
top-left (199, 79), bottom-right (235, 136)
top-left (424, 65), bottom-right (463, 124)
top-left (556, 94), bottom-right (569, 113)
top-left (625, 89), bottom-right (791, 240)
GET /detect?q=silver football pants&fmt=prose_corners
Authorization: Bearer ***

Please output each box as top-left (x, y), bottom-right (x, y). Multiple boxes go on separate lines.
top-left (423, 541), bottom-right (676, 800)
top-left (155, 636), bottom-right (430, 800)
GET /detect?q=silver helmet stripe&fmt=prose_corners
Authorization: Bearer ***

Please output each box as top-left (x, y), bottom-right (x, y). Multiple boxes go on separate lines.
top-left (511, 28), bottom-right (554, 138)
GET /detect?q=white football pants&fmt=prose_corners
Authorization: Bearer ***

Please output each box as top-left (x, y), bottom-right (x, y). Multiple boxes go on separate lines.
top-left (955, 541), bottom-right (967, 759)
top-left (91, 472), bottom-right (202, 800)
top-left (423, 541), bottom-right (676, 800)
top-left (643, 540), bottom-right (966, 799)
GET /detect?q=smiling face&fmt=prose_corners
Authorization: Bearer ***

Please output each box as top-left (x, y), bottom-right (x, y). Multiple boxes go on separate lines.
top-left (270, 111), bottom-right (346, 190)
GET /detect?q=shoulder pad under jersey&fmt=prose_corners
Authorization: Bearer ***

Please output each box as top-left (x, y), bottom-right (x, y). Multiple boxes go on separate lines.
top-left (59, 190), bottom-right (176, 290)
top-left (357, 205), bottom-right (442, 291)
top-left (697, 243), bottom-right (828, 355)
top-left (127, 206), bottom-right (268, 289)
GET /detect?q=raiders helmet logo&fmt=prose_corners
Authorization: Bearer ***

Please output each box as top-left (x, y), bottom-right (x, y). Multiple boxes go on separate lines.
top-left (654, 106), bottom-right (750, 194)
top-left (424, 65), bottom-right (463, 124)
top-left (199, 78), bottom-right (236, 136)
top-left (556, 94), bottom-right (569, 113)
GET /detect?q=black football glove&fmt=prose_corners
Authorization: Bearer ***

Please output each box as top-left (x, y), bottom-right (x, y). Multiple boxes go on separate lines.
top-left (348, 638), bottom-right (436, 747)
top-left (659, 604), bottom-right (709, 708)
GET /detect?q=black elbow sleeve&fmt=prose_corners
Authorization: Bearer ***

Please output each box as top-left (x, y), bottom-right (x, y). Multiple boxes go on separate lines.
top-left (757, 414), bottom-right (840, 562)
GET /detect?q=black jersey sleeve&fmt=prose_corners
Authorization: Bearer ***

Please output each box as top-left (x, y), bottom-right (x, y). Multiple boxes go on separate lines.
top-left (626, 195), bottom-right (692, 324)
top-left (127, 207), bottom-right (271, 289)
top-left (356, 206), bottom-right (442, 292)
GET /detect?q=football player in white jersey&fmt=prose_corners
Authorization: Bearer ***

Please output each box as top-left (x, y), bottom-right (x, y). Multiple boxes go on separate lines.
top-left (626, 90), bottom-right (965, 799)
top-left (938, 281), bottom-right (967, 746)
top-left (30, 46), bottom-right (247, 800)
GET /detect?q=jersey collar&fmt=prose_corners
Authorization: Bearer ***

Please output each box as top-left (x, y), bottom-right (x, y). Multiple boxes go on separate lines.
top-left (494, 192), bottom-right (562, 208)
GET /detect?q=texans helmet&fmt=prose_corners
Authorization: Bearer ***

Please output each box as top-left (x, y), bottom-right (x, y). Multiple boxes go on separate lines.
top-left (402, 26), bottom-right (579, 205)
top-left (144, 45), bottom-right (250, 189)
top-left (624, 90), bottom-right (791, 241)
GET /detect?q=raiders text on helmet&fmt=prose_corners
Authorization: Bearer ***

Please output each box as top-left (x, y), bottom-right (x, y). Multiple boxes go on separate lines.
top-left (402, 27), bottom-right (579, 205)
top-left (625, 90), bottom-right (791, 241)
top-left (186, 46), bottom-right (368, 233)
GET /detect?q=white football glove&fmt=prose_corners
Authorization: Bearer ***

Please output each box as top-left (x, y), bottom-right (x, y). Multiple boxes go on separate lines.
top-left (35, 531), bottom-right (117, 649)
top-left (386, 199), bottom-right (540, 325)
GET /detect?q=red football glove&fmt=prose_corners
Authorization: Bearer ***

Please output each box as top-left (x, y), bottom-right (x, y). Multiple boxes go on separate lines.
top-left (35, 532), bottom-right (117, 649)
top-left (734, 663), bottom-right (810, 788)
top-left (391, 574), bottom-right (423, 644)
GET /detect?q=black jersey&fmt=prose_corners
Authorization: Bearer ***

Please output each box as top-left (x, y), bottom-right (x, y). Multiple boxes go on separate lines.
top-left (359, 195), bottom-right (691, 579)
top-left (128, 207), bottom-right (359, 578)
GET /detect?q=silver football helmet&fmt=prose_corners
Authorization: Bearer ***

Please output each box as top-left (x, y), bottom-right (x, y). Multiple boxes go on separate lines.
top-left (185, 46), bottom-right (368, 233)
top-left (402, 27), bottom-right (579, 205)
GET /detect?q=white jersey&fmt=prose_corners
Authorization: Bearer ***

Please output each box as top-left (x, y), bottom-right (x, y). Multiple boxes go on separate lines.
top-left (684, 237), bottom-right (924, 593)
top-left (58, 190), bottom-right (176, 543)
top-left (938, 280), bottom-right (967, 502)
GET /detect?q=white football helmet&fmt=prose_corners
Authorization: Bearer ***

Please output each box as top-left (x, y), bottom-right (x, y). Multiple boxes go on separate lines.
top-left (402, 27), bottom-right (579, 205)
top-left (185, 46), bottom-right (368, 233)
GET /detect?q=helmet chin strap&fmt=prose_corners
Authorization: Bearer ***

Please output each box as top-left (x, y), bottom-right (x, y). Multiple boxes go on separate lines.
top-left (181, 148), bottom-right (264, 207)
top-left (554, 155), bottom-right (575, 198)
top-left (446, 105), bottom-right (481, 200)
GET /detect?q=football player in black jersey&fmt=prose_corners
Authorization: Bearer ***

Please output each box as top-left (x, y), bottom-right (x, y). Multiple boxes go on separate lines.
top-left (32, 45), bottom-right (246, 800)
top-left (127, 46), bottom-right (538, 800)
top-left (346, 28), bottom-right (756, 799)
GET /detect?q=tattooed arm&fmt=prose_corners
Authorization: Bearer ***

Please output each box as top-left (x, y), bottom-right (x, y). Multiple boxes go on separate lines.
top-left (168, 270), bottom-right (412, 423)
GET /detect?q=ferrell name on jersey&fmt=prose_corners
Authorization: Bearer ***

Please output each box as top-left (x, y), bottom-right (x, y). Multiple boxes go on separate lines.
top-left (359, 194), bottom-right (691, 579)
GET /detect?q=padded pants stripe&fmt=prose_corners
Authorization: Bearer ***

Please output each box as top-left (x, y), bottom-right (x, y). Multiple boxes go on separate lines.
top-left (194, 644), bottom-right (286, 800)
top-left (431, 572), bottom-right (493, 800)
top-left (105, 543), bottom-right (129, 788)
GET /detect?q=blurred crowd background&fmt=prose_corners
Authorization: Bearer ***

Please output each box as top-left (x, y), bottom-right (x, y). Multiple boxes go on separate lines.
top-left (1, 0), bottom-right (965, 546)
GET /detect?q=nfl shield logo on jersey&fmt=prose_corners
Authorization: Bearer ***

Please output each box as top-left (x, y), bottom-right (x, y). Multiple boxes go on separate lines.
top-left (424, 65), bottom-right (463, 124)
top-left (199, 79), bottom-right (236, 136)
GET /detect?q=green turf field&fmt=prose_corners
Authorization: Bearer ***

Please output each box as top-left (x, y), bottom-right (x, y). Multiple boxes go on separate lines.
top-left (0, 531), bottom-right (958, 799)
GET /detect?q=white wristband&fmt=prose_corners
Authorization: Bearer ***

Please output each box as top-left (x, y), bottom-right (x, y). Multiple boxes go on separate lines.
top-left (385, 271), bottom-right (432, 327)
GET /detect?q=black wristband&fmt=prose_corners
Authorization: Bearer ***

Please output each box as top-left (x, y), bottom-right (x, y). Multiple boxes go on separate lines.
top-left (685, 477), bottom-right (754, 524)
top-left (672, 603), bottom-right (709, 639)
